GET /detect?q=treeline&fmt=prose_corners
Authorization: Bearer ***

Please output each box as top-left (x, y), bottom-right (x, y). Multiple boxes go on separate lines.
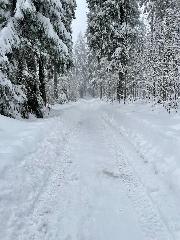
top-left (0, 0), bottom-right (76, 118)
top-left (0, 0), bottom-right (180, 118)
top-left (85, 0), bottom-right (180, 112)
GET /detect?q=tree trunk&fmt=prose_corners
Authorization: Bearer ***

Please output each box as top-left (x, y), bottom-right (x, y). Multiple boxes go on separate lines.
top-left (39, 55), bottom-right (46, 105)
top-left (54, 64), bottom-right (58, 100)
top-left (12, 0), bottom-right (17, 16)
top-left (117, 72), bottom-right (124, 103)
top-left (100, 82), bottom-right (103, 99)
top-left (124, 71), bottom-right (127, 104)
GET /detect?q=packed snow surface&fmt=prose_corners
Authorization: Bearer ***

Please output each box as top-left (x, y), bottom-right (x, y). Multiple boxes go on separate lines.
top-left (0, 99), bottom-right (180, 240)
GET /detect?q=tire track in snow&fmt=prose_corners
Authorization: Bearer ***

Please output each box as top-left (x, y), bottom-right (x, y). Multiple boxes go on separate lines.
top-left (5, 117), bottom-right (78, 240)
top-left (1, 100), bottom-right (176, 240)
top-left (100, 113), bottom-right (174, 240)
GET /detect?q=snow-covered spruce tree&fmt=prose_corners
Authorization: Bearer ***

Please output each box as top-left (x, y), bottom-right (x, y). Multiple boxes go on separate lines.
top-left (56, 33), bottom-right (97, 101)
top-left (73, 33), bottom-right (89, 98)
top-left (20, 0), bottom-right (76, 116)
top-left (124, 21), bottom-right (147, 102)
top-left (0, 0), bottom-right (76, 118)
top-left (44, 0), bottom-right (76, 104)
top-left (142, 0), bottom-right (180, 112)
top-left (87, 0), bottom-right (140, 103)
top-left (141, 0), bottom-right (169, 104)
top-left (86, 0), bottom-right (107, 99)
top-left (87, 0), bottom-right (113, 99)
top-left (87, 49), bottom-right (100, 98)
top-left (0, 0), bottom-right (27, 118)
top-left (108, 0), bottom-right (140, 103)
top-left (71, 32), bottom-right (102, 100)
top-left (159, 0), bottom-right (180, 112)
top-left (43, 0), bottom-right (76, 101)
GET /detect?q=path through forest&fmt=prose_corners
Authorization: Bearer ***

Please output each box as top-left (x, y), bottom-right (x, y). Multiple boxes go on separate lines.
top-left (1, 99), bottom-right (180, 240)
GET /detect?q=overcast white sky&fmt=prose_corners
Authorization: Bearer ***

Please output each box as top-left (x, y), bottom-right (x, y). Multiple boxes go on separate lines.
top-left (72, 0), bottom-right (88, 42)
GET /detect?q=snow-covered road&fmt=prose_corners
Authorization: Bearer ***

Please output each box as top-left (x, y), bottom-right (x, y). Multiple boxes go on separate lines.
top-left (1, 99), bottom-right (180, 240)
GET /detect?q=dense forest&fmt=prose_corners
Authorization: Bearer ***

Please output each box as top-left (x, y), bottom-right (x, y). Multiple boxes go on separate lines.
top-left (0, 0), bottom-right (76, 118)
top-left (0, 0), bottom-right (180, 118)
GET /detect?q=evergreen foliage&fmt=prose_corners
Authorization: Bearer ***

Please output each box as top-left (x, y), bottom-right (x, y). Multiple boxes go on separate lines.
top-left (87, 0), bottom-right (180, 112)
top-left (0, 0), bottom-right (76, 118)
top-left (0, 0), bottom-right (180, 117)
top-left (87, 0), bottom-right (141, 103)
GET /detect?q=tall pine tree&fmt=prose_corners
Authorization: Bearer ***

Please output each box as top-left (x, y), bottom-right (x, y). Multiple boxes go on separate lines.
top-left (0, 0), bottom-right (76, 118)
top-left (87, 0), bottom-right (140, 102)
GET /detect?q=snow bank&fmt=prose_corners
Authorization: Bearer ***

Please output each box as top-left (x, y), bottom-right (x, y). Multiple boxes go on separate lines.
top-left (0, 101), bottom-right (77, 173)
top-left (0, 114), bottom-right (53, 173)
top-left (102, 101), bottom-right (180, 197)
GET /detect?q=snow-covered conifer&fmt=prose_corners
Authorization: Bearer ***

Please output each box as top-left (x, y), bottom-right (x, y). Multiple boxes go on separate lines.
top-left (0, 0), bottom-right (76, 118)
top-left (87, 0), bottom-right (140, 102)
